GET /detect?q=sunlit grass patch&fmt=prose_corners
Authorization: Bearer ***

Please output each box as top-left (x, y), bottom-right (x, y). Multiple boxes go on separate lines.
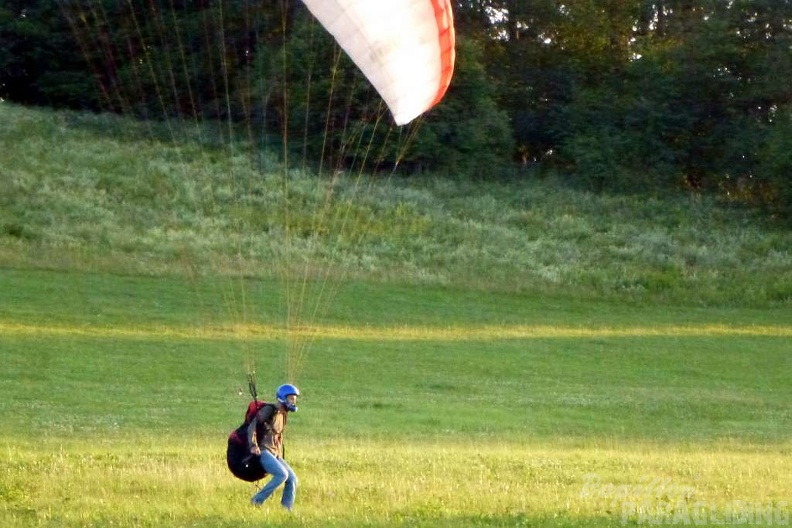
top-left (3, 438), bottom-right (789, 527)
top-left (2, 321), bottom-right (791, 342)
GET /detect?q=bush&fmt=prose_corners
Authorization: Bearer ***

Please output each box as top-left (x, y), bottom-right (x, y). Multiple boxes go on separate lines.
top-left (407, 37), bottom-right (514, 178)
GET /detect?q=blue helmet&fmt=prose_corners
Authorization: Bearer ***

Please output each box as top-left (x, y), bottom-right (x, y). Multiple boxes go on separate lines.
top-left (276, 383), bottom-right (300, 412)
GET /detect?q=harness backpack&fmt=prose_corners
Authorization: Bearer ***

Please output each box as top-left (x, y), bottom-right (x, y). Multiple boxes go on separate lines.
top-left (244, 400), bottom-right (269, 425)
top-left (226, 400), bottom-right (275, 482)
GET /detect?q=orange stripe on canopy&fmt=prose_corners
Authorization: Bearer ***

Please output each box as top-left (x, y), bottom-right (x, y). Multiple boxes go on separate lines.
top-left (428, 0), bottom-right (455, 111)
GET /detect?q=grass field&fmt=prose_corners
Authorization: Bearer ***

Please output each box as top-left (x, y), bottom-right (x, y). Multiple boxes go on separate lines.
top-left (1, 103), bottom-right (791, 526)
top-left (2, 269), bottom-right (790, 527)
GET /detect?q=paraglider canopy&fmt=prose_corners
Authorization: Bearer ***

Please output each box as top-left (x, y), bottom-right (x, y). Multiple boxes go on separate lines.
top-left (301, 0), bottom-right (456, 125)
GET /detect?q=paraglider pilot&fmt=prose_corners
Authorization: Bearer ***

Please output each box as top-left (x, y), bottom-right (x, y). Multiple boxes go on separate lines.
top-left (227, 383), bottom-right (300, 510)
top-left (250, 384), bottom-right (300, 509)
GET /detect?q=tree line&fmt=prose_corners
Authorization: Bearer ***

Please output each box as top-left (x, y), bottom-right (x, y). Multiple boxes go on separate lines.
top-left (2, 1), bottom-right (791, 219)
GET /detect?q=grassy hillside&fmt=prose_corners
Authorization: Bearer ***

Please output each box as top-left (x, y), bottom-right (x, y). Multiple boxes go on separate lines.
top-left (2, 102), bottom-right (790, 308)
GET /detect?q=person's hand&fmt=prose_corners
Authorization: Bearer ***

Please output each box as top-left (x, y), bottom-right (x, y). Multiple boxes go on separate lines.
top-left (250, 445), bottom-right (261, 456)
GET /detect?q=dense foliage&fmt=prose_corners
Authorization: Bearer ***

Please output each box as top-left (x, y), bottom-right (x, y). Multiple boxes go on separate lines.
top-left (1, 1), bottom-right (791, 218)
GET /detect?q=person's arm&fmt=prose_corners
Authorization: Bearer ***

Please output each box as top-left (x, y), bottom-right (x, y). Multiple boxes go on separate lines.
top-left (247, 404), bottom-right (275, 455)
top-left (247, 418), bottom-right (260, 455)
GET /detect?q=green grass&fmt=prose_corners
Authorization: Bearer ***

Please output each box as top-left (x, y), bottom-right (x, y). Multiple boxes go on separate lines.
top-left (1, 270), bottom-right (790, 526)
top-left (1, 103), bottom-right (791, 526)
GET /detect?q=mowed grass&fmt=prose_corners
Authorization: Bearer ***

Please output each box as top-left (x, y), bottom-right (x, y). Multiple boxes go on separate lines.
top-left (1, 270), bottom-right (790, 527)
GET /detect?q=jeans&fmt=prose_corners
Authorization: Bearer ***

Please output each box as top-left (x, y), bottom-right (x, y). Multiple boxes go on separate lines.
top-left (251, 451), bottom-right (298, 510)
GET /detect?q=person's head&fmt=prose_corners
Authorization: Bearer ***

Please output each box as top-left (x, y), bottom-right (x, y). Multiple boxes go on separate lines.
top-left (276, 383), bottom-right (300, 412)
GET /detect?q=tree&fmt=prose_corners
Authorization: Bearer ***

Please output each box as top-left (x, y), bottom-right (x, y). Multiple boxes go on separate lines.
top-left (407, 37), bottom-right (514, 177)
top-left (1, 1), bottom-right (97, 108)
top-left (3, 0), bottom-right (791, 216)
top-left (551, 0), bottom-right (792, 207)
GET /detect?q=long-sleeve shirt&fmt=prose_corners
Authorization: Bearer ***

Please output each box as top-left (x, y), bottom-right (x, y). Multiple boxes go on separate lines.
top-left (247, 403), bottom-right (286, 458)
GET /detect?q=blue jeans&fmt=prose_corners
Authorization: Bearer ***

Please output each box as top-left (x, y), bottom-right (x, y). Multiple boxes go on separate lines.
top-left (251, 452), bottom-right (298, 510)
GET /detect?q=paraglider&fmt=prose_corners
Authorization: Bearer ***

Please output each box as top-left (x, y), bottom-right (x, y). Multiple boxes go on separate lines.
top-left (224, 1), bottom-right (456, 509)
top-left (60, 0), bottom-right (457, 507)
top-left (227, 383), bottom-right (301, 509)
top-left (301, 0), bottom-right (455, 125)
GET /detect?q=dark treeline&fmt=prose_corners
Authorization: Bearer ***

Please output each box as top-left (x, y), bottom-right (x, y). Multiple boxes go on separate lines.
top-left (1, 1), bottom-right (791, 219)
